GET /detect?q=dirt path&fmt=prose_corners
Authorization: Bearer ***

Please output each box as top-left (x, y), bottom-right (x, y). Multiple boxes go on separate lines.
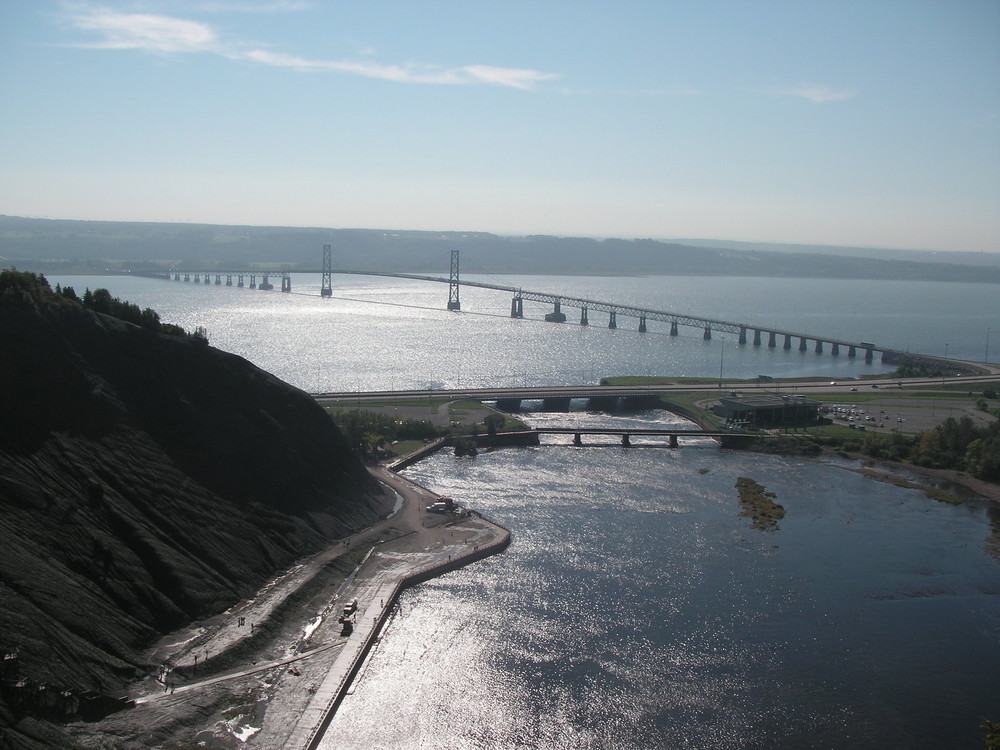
top-left (72, 458), bottom-right (509, 749)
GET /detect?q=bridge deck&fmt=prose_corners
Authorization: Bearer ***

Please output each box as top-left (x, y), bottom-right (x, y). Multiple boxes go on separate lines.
top-left (151, 268), bottom-right (881, 352)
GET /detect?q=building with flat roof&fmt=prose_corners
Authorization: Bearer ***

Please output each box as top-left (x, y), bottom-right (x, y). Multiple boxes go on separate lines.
top-left (712, 394), bottom-right (822, 428)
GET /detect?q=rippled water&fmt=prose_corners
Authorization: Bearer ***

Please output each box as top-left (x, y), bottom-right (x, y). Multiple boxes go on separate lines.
top-left (45, 272), bottom-right (1000, 747)
top-left (48, 273), bottom-right (999, 392)
top-left (328, 422), bottom-right (1000, 749)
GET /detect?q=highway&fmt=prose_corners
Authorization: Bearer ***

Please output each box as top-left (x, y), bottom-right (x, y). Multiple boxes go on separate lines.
top-left (312, 369), bottom-right (1000, 405)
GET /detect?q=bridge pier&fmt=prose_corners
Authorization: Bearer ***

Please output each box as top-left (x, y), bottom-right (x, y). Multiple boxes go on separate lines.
top-left (753, 329), bottom-right (762, 346)
top-left (510, 296), bottom-right (523, 318)
top-left (587, 396), bottom-right (619, 412)
top-left (259, 274), bottom-right (274, 291)
top-left (621, 433), bottom-right (630, 447)
top-left (573, 433), bottom-right (583, 446)
top-left (738, 326), bottom-right (747, 345)
top-left (703, 326), bottom-right (712, 340)
top-left (670, 321), bottom-right (679, 336)
top-left (815, 340), bottom-right (823, 354)
top-left (669, 434), bottom-right (678, 448)
top-left (608, 311), bottom-right (617, 329)
top-left (545, 300), bottom-right (566, 323)
top-left (238, 274), bottom-right (245, 288)
top-left (250, 274), bottom-right (257, 289)
top-left (214, 274), bottom-right (222, 285)
top-left (281, 274), bottom-right (292, 293)
top-left (541, 397), bottom-right (571, 411)
top-left (831, 342), bottom-right (840, 356)
top-left (783, 334), bottom-right (792, 350)
top-left (799, 337), bottom-right (808, 352)
top-left (193, 273), bottom-right (200, 283)
top-left (226, 274), bottom-right (232, 287)
top-left (204, 274), bottom-right (211, 285)
top-left (174, 272), bottom-right (181, 281)
top-left (580, 307), bottom-right (588, 325)
top-left (496, 398), bottom-right (521, 412)
top-left (864, 347), bottom-right (874, 362)
top-left (769, 331), bottom-right (777, 348)
top-left (638, 315), bottom-right (646, 333)
top-left (184, 273), bottom-right (190, 282)
top-left (848, 345), bottom-right (856, 358)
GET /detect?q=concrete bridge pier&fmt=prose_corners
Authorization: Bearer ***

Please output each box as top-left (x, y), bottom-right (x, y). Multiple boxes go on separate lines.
top-left (204, 274), bottom-right (211, 285)
top-left (638, 315), bottom-right (647, 332)
top-left (738, 327), bottom-right (747, 345)
top-left (580, 307), bottom-right (588, 325)
top-left (250, 274), bottom-right (257, 289)
top-left (864, 347), bottom-right (874, 362)
top-left (588, 396), bottom-right (619, 412)
top-left (281, 274), bottom-right (292, 293)
top-left (193, 273), bottom-right (200, 283)
top-left (545, 300), bottom-right (566, 323)
top-left (183, 273), bottom-right (191, 282)
top-left (670, 321), bottom-right (679, 336)
top-left (669, 434), bottom-right (678, 448)
top-left (769, 331), bottom-right (777, 348)
top-left (621, 434), bottom-right (631, 446)
top-left (753, 329), bottom-right (762, 346)
top-left (496, 398), bottom-right (521, 412)
top-left (238, 274), bottom-right (245, 288)
top-left (259, 274), bottom-right (274, 291)
top-left (573, 433), bottom-right (583, 446)
top-left (703, 326), bottom-right (712, 340)
top-left (814, 340), bottom-right (824, 354)
top-left (848, 345), bottom-right (856, 358)
top-left (215, 274), bottom-right (222, 285)
top-left (608, 311), bottom-right (617, 329)
top-left (541, 397), bottom-right (571, 411)
top-left (173, 272), bottom-right (181, 281)
top-left (226, 274), bottom-right (233, 287)
top-left (784, 334), bottom-right (792, 350)
top-left (510, 296), bottom-right (523, 318)
top-left (799, 337), bottom-right (808, 352)
top-left (831, 342), bottom-right (840, 356)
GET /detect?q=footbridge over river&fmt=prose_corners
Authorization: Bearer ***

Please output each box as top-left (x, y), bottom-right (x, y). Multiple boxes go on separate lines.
top-left (154, 246), bottom-right (886, 362)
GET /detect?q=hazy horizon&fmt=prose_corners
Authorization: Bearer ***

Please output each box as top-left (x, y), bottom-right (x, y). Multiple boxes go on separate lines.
top-left (2, 1), bottom-right (998, 253)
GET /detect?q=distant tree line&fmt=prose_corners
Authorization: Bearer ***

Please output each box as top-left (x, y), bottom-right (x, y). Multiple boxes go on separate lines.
top-left (860, 415), bottom-right (1000, 481)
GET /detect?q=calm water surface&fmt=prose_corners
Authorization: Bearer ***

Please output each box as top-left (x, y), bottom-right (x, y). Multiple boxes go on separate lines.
top-left (48, 273), bottom-right (1000, 747)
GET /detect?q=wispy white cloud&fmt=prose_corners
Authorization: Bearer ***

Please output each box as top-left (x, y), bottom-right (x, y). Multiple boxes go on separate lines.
top-left (62, 5), bottom-right (558, 90)
top-left (69, 8), bottom-right (218, 53)
top-left (755, 83), bottom-right (857, 103)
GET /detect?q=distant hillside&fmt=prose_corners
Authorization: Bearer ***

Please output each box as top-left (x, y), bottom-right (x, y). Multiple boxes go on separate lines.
top-left (2, 216), bottom-right (998, 283)
top-left (670, 238), bottom-right (1000, 267)
top-left (0, 271), bottom-right (385, 746)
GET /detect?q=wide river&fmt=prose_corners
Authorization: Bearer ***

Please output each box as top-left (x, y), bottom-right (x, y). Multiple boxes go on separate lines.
top-left (51, 272), bottom-right (1000, 748)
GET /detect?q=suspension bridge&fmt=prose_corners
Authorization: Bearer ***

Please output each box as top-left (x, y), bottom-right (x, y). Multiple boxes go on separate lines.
top-left (152, 245), bottom-right (885, 362)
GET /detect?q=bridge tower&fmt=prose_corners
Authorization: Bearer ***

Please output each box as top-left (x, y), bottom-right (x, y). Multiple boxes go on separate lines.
top-left (321, 244), bottom-right (333, 298)
top-left (447, 248), bottom-right (461, 310)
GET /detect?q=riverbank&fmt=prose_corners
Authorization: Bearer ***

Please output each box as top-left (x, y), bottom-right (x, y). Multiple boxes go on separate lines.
top-left (68, 459), bottom-right (510, 749)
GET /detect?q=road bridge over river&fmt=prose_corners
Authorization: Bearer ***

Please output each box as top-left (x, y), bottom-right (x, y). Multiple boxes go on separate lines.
top-left (152, 247), bottom-right (887, 362)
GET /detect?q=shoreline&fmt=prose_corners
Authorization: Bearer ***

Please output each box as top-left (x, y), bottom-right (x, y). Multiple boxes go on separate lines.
top-left (71, 453), bottom-right (511, 750)
top-left (817, 446), bottom-right (1000, 504)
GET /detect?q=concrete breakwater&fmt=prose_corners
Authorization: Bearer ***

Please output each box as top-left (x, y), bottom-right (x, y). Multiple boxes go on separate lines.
top-left (285, 474), bottom-right (511, 750)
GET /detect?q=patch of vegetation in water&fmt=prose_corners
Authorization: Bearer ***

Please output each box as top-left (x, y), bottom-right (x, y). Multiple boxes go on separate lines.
top-left (735, 477), bottom-right (786, 531)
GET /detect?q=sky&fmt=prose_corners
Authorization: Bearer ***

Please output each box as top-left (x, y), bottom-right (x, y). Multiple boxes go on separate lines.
top-left (1, 0), bottom-right (999, 253)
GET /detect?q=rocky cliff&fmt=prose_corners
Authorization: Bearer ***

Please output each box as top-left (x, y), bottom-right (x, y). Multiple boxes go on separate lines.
top-left (0, 272), bottom-right (386, 745)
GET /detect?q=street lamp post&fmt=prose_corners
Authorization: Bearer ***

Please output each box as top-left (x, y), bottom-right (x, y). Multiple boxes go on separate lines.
top-left (719, 338), bottom-right (725, 388)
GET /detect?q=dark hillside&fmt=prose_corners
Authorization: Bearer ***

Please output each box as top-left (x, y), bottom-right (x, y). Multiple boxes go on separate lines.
top-left (0, 272), bottom-right (384, 745)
